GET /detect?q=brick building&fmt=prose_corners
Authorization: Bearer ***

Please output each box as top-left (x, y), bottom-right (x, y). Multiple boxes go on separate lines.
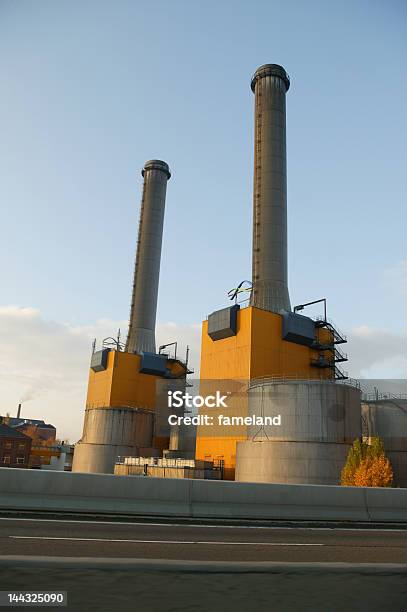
top-left (0, 424), bottom-right (32, 469)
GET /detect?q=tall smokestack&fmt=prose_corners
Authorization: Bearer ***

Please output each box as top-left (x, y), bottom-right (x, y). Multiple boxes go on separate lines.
top-left (125, 160), bottom-right (171, 354)
top-left (17, 403), bottom-right (21, 419)
top-left (250, 64), bottom-right (291, 313)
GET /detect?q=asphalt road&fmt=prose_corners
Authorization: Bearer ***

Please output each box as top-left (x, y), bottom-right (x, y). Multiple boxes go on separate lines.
top-left (1, 518), bottom-right (407, 610)
top-left (1, 517), bottom-right (407, 563)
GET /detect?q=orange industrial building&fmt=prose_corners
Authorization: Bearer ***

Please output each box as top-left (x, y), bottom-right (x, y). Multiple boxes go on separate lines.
top-left (195, 306), bottom-right (343, 479)
top-left (192, 64), bottom-right (357, 483)
top-left (73, 64), bottom-right (361, 486)
top-left (72, 160), bottom-right (192, 474)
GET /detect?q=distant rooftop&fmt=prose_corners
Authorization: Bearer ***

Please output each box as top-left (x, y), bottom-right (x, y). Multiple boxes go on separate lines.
top-left (0, 423), bottom-right (31, 440)
top-left (6, 417), bottom-right (56, 430)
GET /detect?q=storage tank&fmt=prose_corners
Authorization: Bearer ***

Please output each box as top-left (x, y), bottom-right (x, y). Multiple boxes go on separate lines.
top-left (235, 379), bottom-right (361, 485)
top-left (72, 407), bottom-right (153, 474)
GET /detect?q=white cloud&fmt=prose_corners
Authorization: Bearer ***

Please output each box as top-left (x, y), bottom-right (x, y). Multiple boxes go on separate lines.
top-left (347, 325), bottom-right (407, 379)
top-left (0, 306), bottom-right (201, 442)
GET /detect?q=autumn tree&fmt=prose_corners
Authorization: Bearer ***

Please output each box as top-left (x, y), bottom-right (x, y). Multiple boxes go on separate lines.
top-left (354, 455), bottom-right (393, 487)
top-left (341, 436), bottom-right (393, 487)
top-left (341, 439), bottom-right (364, 486)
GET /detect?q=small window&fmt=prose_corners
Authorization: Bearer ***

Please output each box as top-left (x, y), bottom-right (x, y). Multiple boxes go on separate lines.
top-left (16, 457), bottom-right (25, 464)
top-left (18, 443), bottom-right (26, 451)
top-left (2, 456), bottom-right (11, 464)
top-left (4, 442), bottom-right (12, 449)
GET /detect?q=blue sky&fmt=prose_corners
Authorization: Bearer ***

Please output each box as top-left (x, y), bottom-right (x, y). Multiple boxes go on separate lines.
top-left (0, 1), bottom-right (406, 437)
top-left (1, 0), bottom-right (406, 330)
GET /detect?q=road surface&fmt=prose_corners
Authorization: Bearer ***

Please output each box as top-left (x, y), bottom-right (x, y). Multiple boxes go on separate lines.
top-left (1, 517), bottom-right (407, 562)
top-left (0, 517), bottom-right (406, 611)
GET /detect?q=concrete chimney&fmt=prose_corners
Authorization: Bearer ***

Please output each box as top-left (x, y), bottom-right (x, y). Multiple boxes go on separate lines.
top-left (250, 64), bottom-right (291, 313)
top-left (17, 403), bottom-right (21, 419)
top-left (126, 160), bottom-right (171, 354)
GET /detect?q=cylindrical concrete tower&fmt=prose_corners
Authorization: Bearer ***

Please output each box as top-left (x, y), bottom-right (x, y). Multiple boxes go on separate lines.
top-left (235, 379), bottom-right (361, 485)
top-left (126, 160), bottom-right (171, 354)
top-left (250, 64), bottom-right (291, 313)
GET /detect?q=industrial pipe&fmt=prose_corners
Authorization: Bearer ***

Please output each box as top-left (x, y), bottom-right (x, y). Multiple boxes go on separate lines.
top-left (125, 160), bottom-right (171, 354)
top-left (250, 64), bottom-right (291, 313)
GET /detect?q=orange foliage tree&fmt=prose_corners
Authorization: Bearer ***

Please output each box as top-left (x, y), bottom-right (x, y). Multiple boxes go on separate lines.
top-left (354, 455), bottom-right (393, 487)
top-left (341, 437), bottom-right (393, 487)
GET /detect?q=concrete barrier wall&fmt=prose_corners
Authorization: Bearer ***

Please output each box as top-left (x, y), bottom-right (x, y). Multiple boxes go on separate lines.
top-left (0, 468), bottom-right (406, 522)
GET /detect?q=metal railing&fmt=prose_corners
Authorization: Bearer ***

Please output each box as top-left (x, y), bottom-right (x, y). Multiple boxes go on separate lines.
top-left (362, 392), bottom-right (407, 401)
top-left (315, 316), bottom-right (347, 344)
top-left (248, 375), bottom-right (360, 389)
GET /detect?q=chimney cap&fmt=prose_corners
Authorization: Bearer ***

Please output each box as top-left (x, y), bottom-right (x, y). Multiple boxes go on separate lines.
top-left (142, 160), bottom-right (171, 179)
top-left (251, 64), bottom-right (290, 93)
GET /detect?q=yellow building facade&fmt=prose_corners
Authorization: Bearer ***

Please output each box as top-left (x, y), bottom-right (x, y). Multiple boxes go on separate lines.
top-left (85, 350), bottom-right (188, 451)
top-left (195, 306), bottom-right (334, 478)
